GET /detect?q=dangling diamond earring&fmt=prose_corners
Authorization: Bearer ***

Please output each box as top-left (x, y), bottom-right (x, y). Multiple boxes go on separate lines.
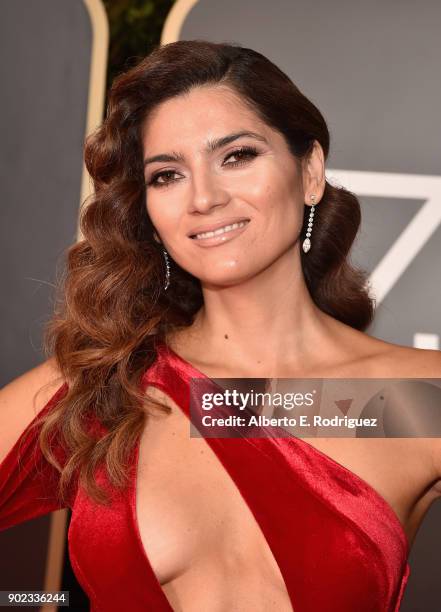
top-left (302, 194), bottom-right (316, 253)
top-left (163, 248), bottom-right (170, 290)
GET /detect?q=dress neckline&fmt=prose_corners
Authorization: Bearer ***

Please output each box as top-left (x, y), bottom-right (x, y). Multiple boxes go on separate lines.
top-left (154, 340), bottom-right (410, 559)
top-left (128, 340), bottom-right (410, 611)
top-left (131, 341), bottom-right (296, 610)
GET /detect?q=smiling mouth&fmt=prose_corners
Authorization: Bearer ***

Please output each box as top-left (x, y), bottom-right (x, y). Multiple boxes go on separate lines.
top-left (190, 219), bottom-right (250, 240)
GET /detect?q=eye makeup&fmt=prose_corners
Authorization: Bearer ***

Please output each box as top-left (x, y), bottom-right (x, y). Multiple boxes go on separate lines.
top-left (146, 145), bottom-right (260, 189)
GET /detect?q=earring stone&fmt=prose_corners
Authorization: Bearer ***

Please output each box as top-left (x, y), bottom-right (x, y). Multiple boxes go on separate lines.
top-left (163, 248), bottom-right (170, 290)
top-left (302, 194), bottom-right (316, 254)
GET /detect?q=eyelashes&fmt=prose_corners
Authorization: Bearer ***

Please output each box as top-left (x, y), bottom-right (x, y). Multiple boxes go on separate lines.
top-left (146, 145), bottom-right (260, 189)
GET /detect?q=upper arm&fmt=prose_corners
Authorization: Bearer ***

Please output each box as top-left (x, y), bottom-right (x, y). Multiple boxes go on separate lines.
top-left (0, 359), bottom-right (71, 530)
top-left (403, 347), bottom-right (441, 482)
top-left (0, 357), bottom-right (66, 465)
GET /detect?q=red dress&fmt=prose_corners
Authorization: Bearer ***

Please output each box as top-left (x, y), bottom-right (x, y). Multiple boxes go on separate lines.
top-left (0, 342), bottom-right (410, 611)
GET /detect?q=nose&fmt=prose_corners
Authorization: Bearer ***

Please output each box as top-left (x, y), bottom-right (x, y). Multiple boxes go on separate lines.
top-left (188, 164), bottom-right (230, 213)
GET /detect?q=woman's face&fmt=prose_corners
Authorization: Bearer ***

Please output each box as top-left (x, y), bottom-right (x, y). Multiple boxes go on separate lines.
top-left (142, 85), bottom-right (314, 287)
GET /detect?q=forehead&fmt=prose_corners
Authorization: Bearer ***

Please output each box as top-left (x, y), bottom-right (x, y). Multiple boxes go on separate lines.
top-left (141, 85), bottom-right (269, 148)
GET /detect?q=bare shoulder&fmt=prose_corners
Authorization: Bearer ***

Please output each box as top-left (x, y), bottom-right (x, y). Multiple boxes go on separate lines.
top-left (375, 341), bottom-right (441, 378)
top-left (335, 319), bottom-right (441, 376)
top-left (390, 346), bottom-right (441, 481)
top-left (0, 357), bottom-right (66, 464)
top-left (369, 340), bottom-right (441, 483)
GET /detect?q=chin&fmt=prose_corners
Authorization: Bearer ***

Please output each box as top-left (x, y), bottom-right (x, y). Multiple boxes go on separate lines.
top-left (199, 271), bottom-right (253, 288)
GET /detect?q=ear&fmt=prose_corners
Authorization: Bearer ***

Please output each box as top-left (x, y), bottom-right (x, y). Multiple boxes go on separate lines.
top-left (302, 140), bottom-right (325, 205)
top-left (153, 231), bottom-right (161, 244)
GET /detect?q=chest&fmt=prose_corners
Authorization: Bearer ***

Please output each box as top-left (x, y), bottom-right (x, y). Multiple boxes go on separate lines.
top-left (135, 403), bottom-right (286, 588)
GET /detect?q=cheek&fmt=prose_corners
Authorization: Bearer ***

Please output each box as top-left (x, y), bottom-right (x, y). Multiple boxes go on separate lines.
top-left (250, 162), bottom-right (301, 209)
top-left (259, 180), bottom-right (302, 232)
top-left (146, 196), bottom-right (179, 235)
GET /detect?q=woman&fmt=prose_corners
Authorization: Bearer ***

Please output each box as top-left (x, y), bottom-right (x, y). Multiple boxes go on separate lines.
top-left (1, 40), bottom-right (440, 612)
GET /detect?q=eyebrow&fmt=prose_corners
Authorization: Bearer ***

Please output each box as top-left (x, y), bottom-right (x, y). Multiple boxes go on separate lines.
top-left (143, 130), bottom-right (268, 167)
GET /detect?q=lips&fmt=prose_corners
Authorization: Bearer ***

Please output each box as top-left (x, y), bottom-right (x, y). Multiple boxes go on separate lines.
top-left (189, 218), bottom-right (250, 247)
top-left (187, 217), bottom-right (251, 238)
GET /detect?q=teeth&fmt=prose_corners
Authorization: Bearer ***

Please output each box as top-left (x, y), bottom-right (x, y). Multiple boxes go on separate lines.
top-left (193, 220), bottom-right (249, 240)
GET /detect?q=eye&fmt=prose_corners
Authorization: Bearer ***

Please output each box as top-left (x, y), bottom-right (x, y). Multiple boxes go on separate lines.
top-left (223, 145), bottom-right (259, 166)
top-left (147, 169), bottom-right (180, 189)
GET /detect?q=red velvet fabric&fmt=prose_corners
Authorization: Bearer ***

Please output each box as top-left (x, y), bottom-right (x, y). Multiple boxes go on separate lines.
top-left (0, 343), bottom-right (410, 611)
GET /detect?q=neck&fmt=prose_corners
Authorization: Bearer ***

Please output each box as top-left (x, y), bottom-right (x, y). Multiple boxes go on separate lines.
top-left (169, 248), bottom-right (353, 377)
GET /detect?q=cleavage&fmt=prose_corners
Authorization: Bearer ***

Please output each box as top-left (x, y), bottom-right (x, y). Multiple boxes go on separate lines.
top-left (135, 389), bottom-right (292, 606)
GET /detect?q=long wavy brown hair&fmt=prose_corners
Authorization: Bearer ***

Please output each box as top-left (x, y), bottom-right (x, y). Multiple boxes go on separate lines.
top-left (31, 39), bottom-right (374, 506)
